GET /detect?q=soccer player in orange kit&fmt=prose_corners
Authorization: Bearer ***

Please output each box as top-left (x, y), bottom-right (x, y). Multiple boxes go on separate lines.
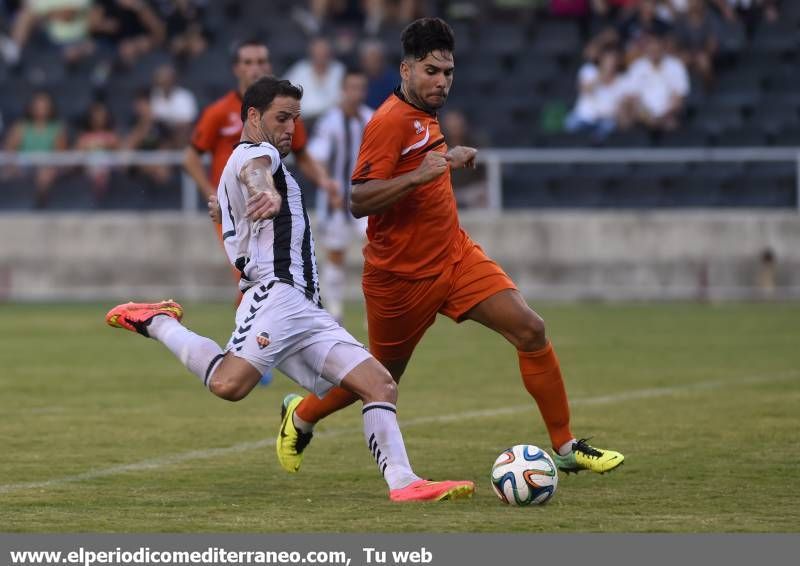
top-left (277, 18), bottom-right (624, 476)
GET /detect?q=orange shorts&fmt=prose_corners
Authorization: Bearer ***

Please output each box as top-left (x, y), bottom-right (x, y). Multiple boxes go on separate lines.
top-left (363, 237), bottom-right (516, 363)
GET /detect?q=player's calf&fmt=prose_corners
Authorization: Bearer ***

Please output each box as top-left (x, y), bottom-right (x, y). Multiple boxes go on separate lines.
top-left (105, 301), bottom-right (243, 396)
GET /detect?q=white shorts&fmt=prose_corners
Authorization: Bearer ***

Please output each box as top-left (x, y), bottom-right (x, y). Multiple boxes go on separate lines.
top-left (319, 209), bottom-right (367, 251)
top-left (225, 281), bottom-right (371, 397)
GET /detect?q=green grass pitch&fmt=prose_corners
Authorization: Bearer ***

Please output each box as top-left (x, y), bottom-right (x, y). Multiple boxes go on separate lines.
top-left (1, 301), bottom-right (798, 532)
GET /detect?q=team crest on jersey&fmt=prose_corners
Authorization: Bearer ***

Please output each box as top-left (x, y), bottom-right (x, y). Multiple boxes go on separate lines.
top-left (413, 120), bottom-right (424, 134)
top-left (256, 332), bottom-right (271, 349)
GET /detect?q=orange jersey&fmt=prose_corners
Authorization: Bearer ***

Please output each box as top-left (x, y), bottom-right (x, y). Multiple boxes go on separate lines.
top-left (191, 90), bottom-right (309, 186)
top-left (352, 90), bottom-right (464, 278)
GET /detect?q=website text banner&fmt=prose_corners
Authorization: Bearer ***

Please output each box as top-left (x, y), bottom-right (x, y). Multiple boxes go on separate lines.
top-left (1, 534), bottom-right (797, 566)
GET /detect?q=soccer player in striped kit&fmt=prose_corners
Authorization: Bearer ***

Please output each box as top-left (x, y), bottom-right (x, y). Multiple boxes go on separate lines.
top-left (308, 69), bottom-right (374, 323)
top-left (106, 76), bottom-right (474, 502)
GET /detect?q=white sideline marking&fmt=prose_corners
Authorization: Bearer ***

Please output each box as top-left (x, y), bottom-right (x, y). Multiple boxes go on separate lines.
top-left (1, 372), bottom-right (796, 495)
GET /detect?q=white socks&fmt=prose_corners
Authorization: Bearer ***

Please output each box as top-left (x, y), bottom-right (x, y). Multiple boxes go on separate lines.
top-left (147, 315), bottom-right (224, 388)
top-left (322, 262), bottom-right (346, 322)
top-left (362, 402), bottom-right (420, 490)
top-left (292, 412), bottom-right (314, 434)
top-left (558, 438), bottom-right (577, 456)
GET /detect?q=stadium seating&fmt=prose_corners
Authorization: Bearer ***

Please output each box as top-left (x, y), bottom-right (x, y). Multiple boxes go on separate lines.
top-left (0, 1), bottom-right (797, 210)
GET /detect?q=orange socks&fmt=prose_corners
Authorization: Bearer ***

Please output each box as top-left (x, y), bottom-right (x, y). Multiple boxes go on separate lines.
top-left (518, 342), bottom-right (573, 451)
top-left (295, 386), bottom-right (359, 423)
top-left (297, 342), bottom-right (573, 453)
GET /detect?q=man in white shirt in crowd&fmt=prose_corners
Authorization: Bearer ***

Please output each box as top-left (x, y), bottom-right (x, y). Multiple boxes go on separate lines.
top-left (624, 33), bottom-right (689, 131)
top-left (150, 63), bottom-right (198, 144)
top-left (565, 48), bottom-right (629, 139)
top-left (286, 36), bottom-right (346, 123)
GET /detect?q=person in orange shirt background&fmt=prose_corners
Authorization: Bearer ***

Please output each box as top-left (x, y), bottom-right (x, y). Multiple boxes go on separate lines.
top-left (183, 38), bottom-right (339, 248)
top-left (276, 18), bottom-right (625, 478)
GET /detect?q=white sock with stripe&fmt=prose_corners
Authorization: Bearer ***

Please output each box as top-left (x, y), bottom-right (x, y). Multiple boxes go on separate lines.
top-left (148, 315), bottom-right (224, 388)
top-left (362, 402), bottom-right (420, 490)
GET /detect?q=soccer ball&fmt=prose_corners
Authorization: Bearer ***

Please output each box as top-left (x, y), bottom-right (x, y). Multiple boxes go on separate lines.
top-left (490, 444), bottom-right (558, 506)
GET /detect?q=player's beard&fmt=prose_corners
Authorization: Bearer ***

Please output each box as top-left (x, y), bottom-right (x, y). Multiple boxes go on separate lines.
top-left (257, 115), bottom-right (291, 156)
top-left (426, 91), bottom-right (447, 110)
top-left (404, 82), bottom-right (447, 113)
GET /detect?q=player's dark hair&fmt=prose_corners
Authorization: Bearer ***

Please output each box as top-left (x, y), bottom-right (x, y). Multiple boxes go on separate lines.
top-left (401, 18), bottom-right (455, 61)
top-left (241, 76), bottom-right (303, 122)
top-left (232, 38), bottom-right (269, 64)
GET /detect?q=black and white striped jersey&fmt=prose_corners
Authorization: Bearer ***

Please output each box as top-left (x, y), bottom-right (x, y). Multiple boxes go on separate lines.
top-left (308, 104), bottom-right (373, 220)
top-left (217, 141), bottom-right (321, 305)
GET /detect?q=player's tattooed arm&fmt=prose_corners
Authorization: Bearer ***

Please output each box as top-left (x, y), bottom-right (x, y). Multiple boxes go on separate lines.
top-left (445, 146), bottom-right (478, 169)
top-left (239, 156), bottom-right (282, 220)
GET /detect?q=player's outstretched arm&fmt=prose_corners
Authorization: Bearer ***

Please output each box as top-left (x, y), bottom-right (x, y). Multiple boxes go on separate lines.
top-left (240, 156), bottom-right (282, 220)
top-left (350, 151), bottom-right (448, 217)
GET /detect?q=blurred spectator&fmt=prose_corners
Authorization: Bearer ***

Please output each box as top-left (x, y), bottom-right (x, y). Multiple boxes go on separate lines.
top-left (292, 0), bottom-right (360, 36)
top-left (441, 110), bottom-right (488, 209)
top-left (152, 0), bottom-right (208, 63)
top-left (757, 247), bottom-right (776, 299)
top-left (618, 0), bottom-right (672, 60)
top-left (2, 90), bottom-right (67, 208)
top-left (150, 63), bottom-right (197, 146)
top-left (582, 26), bottom-right (621, 66)
top-left (75, 98), bottom-right (119, 197)
top-left (674, 0), bottom-right (718, 90)
top-left (286, 36), bottom-right (346, 122)
top-left (710, 0), bottom-right (778, 37)
top-left (367, 0), bottom-right (427, 30)
top-left (551, 0), bottom-right (591, 17)
top-left (658, 0), bottom-right (690, 20)
top-left (624, 33), bottom-right (689, 131)
top-left (293, 0), bottom-right (422, 35)
top-left (123, 88), bottom-right (171, 185)
top-left (89, 0), bottom-right (165, 68)
top-left (359, 39), bottom-right (398, 109)
top-left (591, 0), bottom-right (641, 20)
top-left (8, 0), bottom-right (94, 66)
top-left (565, 48), bottom-right (629, 139)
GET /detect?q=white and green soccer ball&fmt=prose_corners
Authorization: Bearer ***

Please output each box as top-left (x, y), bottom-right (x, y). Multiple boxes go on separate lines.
top-left (490, 444), bottom-right (558, 506)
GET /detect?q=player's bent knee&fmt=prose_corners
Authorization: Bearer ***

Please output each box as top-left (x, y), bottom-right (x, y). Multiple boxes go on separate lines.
top-left (372, 378), bottom-right (397, 404)
top-left (365, 365), bottom-right (397, 404)
top-left (208, 375), bottom-right (251, 402)
top-left (514, 311), bottom-right (547, 352)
